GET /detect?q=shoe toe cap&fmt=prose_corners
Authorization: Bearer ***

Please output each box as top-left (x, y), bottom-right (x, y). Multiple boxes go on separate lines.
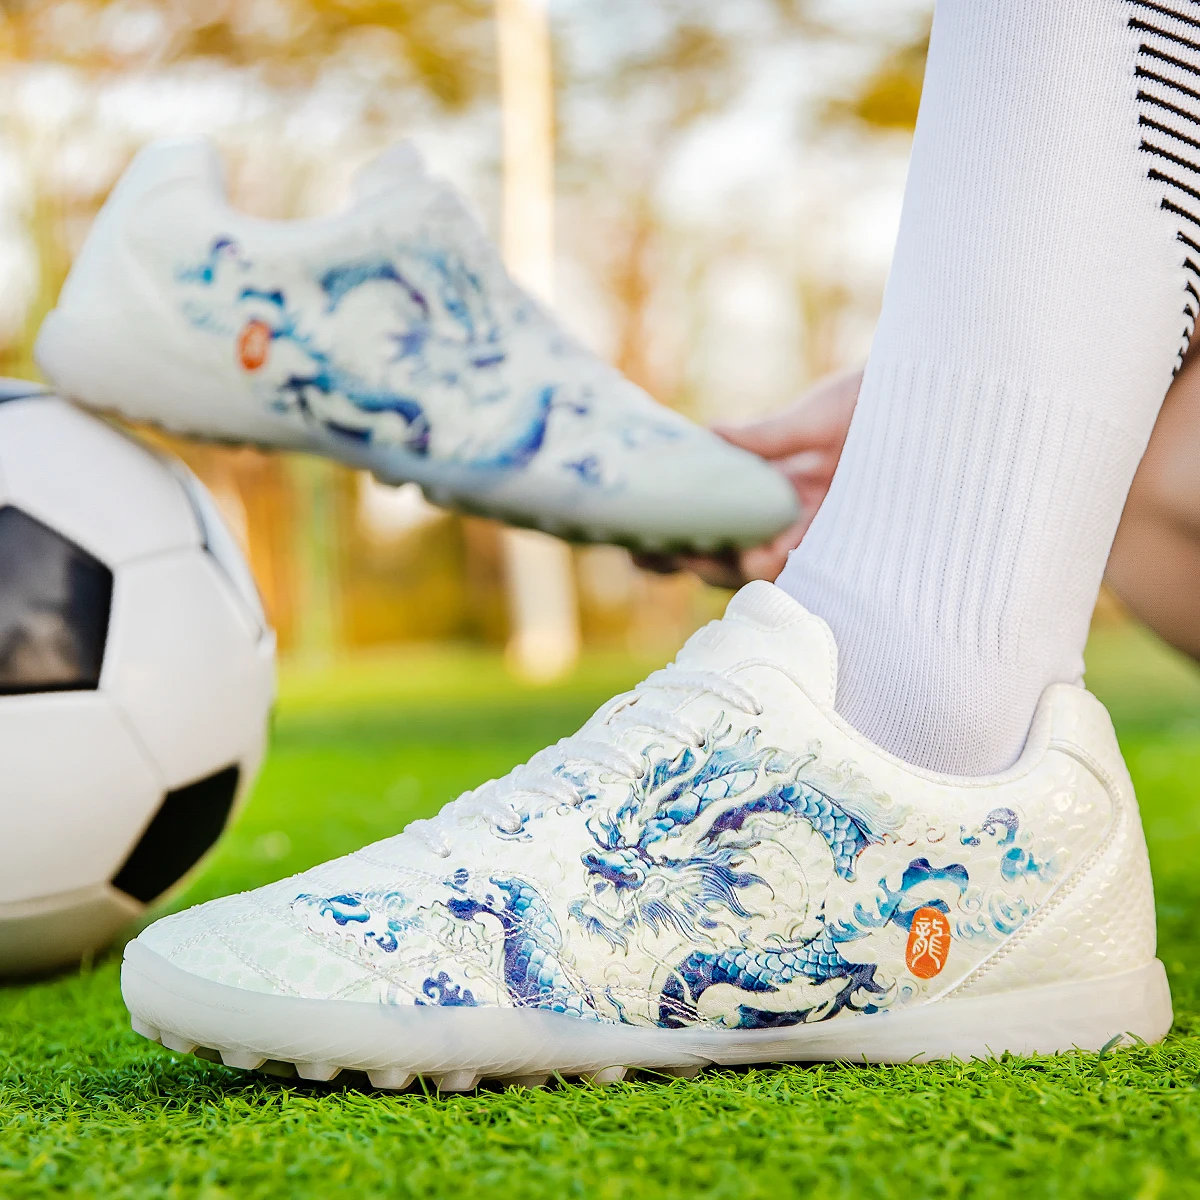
top-left (132, 882), bottom-right (380, 1000)
top-left (675, 442), bottom-right (801, 548)
top-left (497, 428), bottom-right (801, 550)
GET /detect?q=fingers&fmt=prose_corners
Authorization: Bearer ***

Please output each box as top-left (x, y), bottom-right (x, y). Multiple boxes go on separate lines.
top-left (776, 449), bottom-right (833, 482)
top-left (630, 374), bottom-right (853, 589)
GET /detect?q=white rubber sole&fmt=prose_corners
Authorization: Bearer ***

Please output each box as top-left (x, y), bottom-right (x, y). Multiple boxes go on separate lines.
top-left (121, 942), bottom-right (1173, 1091)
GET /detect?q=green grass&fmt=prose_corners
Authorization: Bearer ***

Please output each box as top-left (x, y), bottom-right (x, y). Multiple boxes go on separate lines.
top-left (6, 630), bottom-right (1200, 1198)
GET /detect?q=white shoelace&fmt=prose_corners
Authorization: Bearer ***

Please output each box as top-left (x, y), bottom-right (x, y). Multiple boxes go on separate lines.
top-left (406, 667), bottom-right (763, 858)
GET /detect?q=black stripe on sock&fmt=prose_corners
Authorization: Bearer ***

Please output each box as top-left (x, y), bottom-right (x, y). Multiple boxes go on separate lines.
top-left (1141, 140), bottom-right (1200, 173)
top-left (1139, 44), bottom-right (1200, 78)
top-left (1149, 166), bottom-right (1200, 202)
top-left (1139, 89), bottom-right (1200, 126)
top-left (1140, 113), bottom-right (1200, 151)
top-left (1131, 17), bottom-right (1200, 54)
top-left (1127, 0), bottom-right (1200, 33)
top-left (1128, 1), bottom-right (1200, 368)
top-left (1162, 196), bottom-right (1200, 227)
top-left (1135, 66), bottom-right (1200, 105)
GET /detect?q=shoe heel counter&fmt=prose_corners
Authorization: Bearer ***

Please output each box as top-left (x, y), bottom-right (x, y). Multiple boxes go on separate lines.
top-left (952, 687), bottom-right (1157, 999)
top-left (46, 140), bottom-right (220, 316)
top-left (36, 140), bottom-right (224, 395)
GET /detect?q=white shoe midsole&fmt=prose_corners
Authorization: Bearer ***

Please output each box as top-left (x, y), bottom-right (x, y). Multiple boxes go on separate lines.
top-left (37, 310), bottom-right (720, 545)
top-left (121, 941), bottom-right (1172, 1074)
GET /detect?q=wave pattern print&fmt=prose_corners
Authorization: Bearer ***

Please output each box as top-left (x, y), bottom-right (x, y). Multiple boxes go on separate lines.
top-left (1128, 0), bottom-right (1200, 369)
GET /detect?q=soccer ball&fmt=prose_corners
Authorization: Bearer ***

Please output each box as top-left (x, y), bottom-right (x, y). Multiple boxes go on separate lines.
top-left (0, 380), bottom-right (275, 976)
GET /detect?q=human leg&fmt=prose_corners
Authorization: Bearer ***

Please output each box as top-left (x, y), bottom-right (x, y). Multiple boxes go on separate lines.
top-left (778, 0), bottom-right (1197, 773)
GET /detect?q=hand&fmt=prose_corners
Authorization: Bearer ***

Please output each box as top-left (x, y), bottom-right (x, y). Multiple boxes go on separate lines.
top-left (637, 368), bottom-right (863, 588)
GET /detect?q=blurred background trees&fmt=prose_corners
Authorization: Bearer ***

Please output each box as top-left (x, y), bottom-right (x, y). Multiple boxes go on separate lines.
top-left (0, 0), bottom-right (931, 664)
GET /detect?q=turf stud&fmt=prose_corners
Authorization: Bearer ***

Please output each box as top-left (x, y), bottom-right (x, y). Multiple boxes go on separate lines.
top-left (367, 1068), bottom-right (415, 1091)
top-left (160, 1032), bottom-right (197, 1054)
top-left (129, 1017), bottom-right (161, 1042)
top-left (220, 1049), bottom-right (267, 1070)
top-left (434, 1070), bottom-right (480, 1092)
top-left (295, 1061), bottom-right (341, 1082)
top-left (583, 1066), bottom-right (627, 1085)
top-left (658, 1064), bottom-right (704, 1080)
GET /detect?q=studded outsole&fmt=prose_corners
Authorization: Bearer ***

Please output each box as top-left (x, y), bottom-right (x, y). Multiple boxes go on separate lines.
top-left (81, 401), bottom-right (746, 557)
top-left (131, 1016), bottom-right (707, 1093)
top-left (122, 942), bottom-right (1177, 1080)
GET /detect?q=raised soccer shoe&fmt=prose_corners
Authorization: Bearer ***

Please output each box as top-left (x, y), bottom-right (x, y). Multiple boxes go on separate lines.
top-left (121, 582), bottom-right (1171, 1089)
top-left (35, 139), bottom-right (798, 553)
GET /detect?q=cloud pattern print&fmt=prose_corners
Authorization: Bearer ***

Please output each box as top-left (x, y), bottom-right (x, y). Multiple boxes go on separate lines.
top-left (294, 721), bottom-right (1069, 1032)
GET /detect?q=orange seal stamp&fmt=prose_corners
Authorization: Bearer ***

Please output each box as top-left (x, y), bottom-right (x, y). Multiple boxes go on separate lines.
top-left (905, 906), bottom-right (952, 979)
top-left (236, 318), bottom-right (272, 371)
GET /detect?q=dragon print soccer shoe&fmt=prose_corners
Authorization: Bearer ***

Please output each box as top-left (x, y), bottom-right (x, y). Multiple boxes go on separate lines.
top-left (121, 582), bottom-right (1172, 1090)
top-left (35, 138), bottom-right (798, 553)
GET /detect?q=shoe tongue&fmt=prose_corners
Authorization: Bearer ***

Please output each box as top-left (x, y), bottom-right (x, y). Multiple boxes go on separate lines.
top-left (351, 141), bottom-right (430, 203)
top-left (673, 581), bottom-right (838, 708)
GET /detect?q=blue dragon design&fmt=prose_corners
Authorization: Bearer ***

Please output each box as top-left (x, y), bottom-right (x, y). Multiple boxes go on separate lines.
top-left (295, 725), bottom-right (1050, 1030)
top-left (564, 726), bottom-right (977, 1028)
top-left (175, 236), bottom-right (568, 474)
top-left (443, 874), bottom-right (599, 1020)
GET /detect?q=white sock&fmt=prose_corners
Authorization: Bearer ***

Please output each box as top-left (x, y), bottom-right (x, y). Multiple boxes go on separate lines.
top-left (777, 0), bottom-right (1199, 774)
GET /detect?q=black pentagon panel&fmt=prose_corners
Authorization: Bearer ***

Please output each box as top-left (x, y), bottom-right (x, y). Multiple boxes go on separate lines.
top-left (112, 765), bottom-right (240, 904)
top-left (0, 505), bottom-right (113, 694)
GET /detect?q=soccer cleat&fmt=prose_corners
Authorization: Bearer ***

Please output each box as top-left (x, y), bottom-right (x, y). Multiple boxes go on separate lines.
top-left (121, 582), bottom-right (1172, 1086)
top-left (35, 139), bottom-right (798, 553)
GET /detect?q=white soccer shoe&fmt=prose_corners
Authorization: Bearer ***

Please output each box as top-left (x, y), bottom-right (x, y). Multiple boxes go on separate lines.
top-left (35, 139), bottom-right (798, 553)
top-left (121, 582), bottom-right (1172, 1090)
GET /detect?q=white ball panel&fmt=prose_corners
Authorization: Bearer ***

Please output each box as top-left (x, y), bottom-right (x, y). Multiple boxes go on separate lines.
top-left (0, 396), bottom-right (198, 564)
top-left (0, 693), bottom-right (163, 903)
top-left (102, 549), bottom-right (275, 789)
top-left (0, 396), bottom-right (19, 501)
top-left (170, 463), bottom-right (268, 639)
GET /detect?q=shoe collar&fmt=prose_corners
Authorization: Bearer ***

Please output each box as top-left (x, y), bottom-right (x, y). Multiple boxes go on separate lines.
top-left (675, 580), bottom-right (838, 709)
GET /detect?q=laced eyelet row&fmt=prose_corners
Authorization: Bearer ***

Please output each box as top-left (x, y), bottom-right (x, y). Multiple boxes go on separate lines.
top-left (406, 666), bottom-right (762, 856)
